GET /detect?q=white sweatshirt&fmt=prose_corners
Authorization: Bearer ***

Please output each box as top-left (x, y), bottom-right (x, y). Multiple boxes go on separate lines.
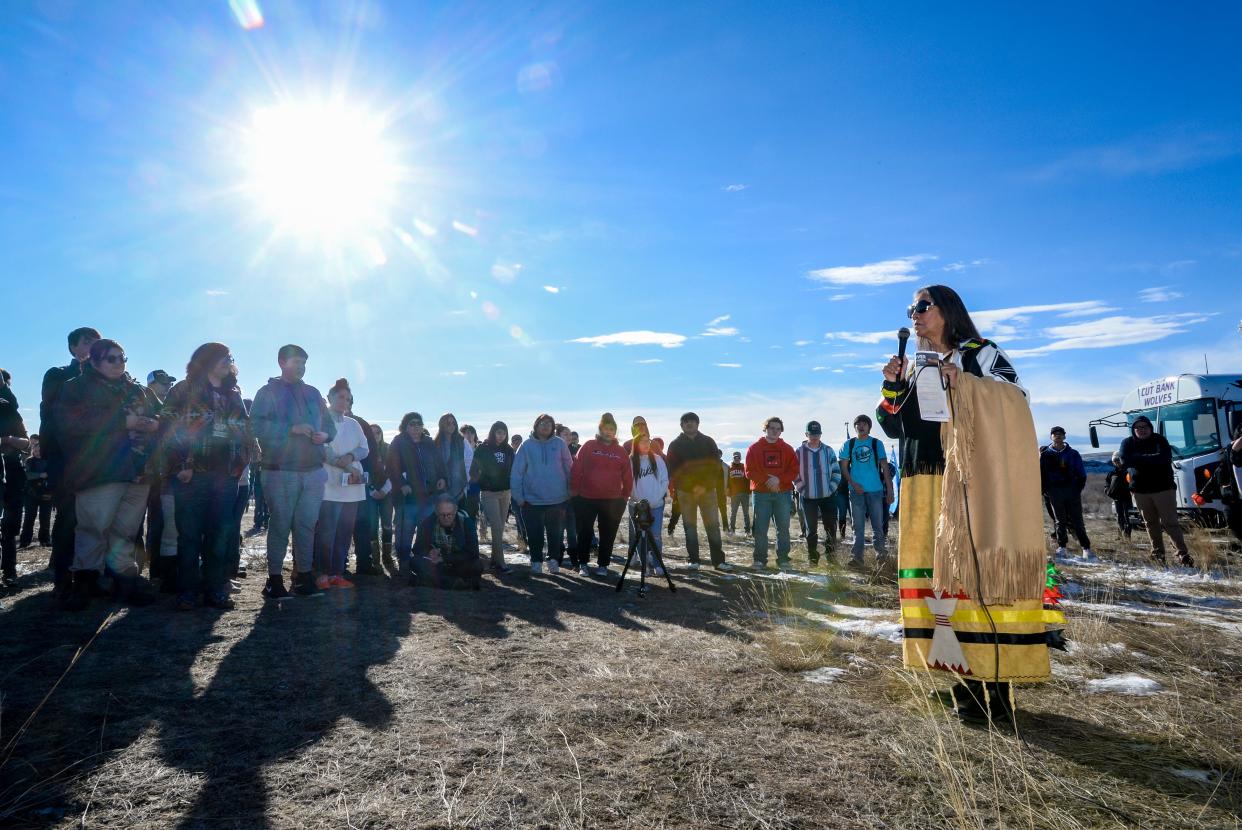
top-left (630, 454), bottom-right (669, 507)
top-left (322, 413), bottom-right (369, 503)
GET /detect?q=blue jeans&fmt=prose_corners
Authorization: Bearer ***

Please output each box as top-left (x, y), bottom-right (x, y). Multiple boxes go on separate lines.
top-left (225, 480), bottom-right (250, 577)
top-left (521, 501), bottom-right (566, 564)
top-left (751, 490), bottom-right (792, 567)
top-left (174, 471), bottom-right (239, 599)
top-left (395, 499), bottom-right (434, 571)
top-left (315, 500), bottom-right (359, 576)
top-left (849, 490), bottom-right (888, 563)
top-left (262, 468), bottom-right (327, 576)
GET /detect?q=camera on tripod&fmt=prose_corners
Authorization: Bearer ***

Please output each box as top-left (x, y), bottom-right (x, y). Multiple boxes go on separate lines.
top-left (632, 499), bottom-right (655, 530)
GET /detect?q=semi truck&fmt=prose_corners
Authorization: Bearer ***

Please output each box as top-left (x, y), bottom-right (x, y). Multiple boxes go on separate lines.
top-left (1088, 374), bottom-right (1242, 538)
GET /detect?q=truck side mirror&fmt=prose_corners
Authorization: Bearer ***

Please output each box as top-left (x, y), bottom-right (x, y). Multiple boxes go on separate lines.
top-left (1089, 425), bottom-right (1100, 449)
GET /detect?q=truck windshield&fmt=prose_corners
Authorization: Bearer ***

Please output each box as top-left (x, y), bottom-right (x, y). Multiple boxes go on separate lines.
top-left (1158, 399), bottom-right (1218, 460)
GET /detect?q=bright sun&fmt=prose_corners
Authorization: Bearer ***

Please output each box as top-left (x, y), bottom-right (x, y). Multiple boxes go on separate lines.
top-left (241, 99), bottom-right (400, 248)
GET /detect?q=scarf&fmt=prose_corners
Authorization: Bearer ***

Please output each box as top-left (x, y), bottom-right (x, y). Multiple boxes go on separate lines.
top-left (934, 371), bottom-right (1046, 605)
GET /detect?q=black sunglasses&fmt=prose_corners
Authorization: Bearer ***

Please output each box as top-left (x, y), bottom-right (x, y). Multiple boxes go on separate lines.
top-left (906, 299), bottom-right (936, 318)
top-left (101, 354), bottom-right (127, 365)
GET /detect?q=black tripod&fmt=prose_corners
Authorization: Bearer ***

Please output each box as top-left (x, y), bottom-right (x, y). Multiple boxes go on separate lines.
top-left (616, 511), bottom-right (676, 596)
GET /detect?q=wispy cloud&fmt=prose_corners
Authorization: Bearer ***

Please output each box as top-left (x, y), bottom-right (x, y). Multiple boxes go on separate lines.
top-left (807, 255), bottom-right (933, 286)
top-left (414, 218), bottom-right (437, 237)
top-left (723, 184), bottom-right (748, 192)
top-left (568, 331), bottom-right (686, 349)
top-left (702, 326), bottom-right (739, 337)
top-left (972, 300), bottom-right (1119, 339)
top-left (543, 285), bottom-right (562, 294)
top-left (205, 289), bottom-right (228, 296)
top-left (1007, 313), bottom-right (1211, 358)
top-left (715, 363), bottom-right (742, 368)
top-left (941, 258), bottom-right (990, 273)
top-left (441, 371), bottom-right (468, 377)
top-left (1028, 130), bottom-right (1241, 181)
top-left (1138, 286), bottom-right (1184, 303)
top-left (635, 358), bottom-right (663, 364)
top-left (491, 262), bottom-right (522, 282)
top-left (452, 220), bottom-right (478, 237)
top-left (794, 340), bottom-right (814, 347)
top-left (828, 293), bottom-right (853, 302)
top-left (707, 314), bottom-right (731, 326)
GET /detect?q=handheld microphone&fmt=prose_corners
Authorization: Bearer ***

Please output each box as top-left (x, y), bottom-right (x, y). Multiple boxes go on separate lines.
top-left (897, 327), bottom-right (910, 364)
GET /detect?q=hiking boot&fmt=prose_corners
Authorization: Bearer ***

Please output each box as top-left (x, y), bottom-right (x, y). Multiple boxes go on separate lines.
top-left (355, 564), bottom-right (383, 577)
top-left (84, 571), bottom-right (110, 598)
top-left (490, 563), bottom-right (513, 574)
top-left (547, 560), bottom-right (561, 575)
top-left (381, 550), bottom-right (398, 572)
top-left (1054, 546), bottom-right (1067, 559)
top-left (715, 561), bottom-right (734, 572)
top-left (262, 575), bottom-right (292, 600)
top-left (1176, 552), bottom-right (1195, 568)
top-left (62, 571), bottom-right (92, 612)
top-left (114, 575), bottom-right (156, 607)
top-left (530, 561), bottom-right (544, 574)
top-left (295, 572), bottom-right (324, 596)
top-left (578, 565), bottom-right (590, 576)
top-left (175, 592), bottom-right (198, 611)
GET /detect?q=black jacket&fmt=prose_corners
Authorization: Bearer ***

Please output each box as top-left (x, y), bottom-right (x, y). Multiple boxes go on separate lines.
top-left (472, 440), bottom-right (514, 491)
top-left (54, 366), bottom-right (161, 493)
top-left (387, 432), bottom-right (448, 502)
top-left (1104, 468), bottom-right (1132, 505)
top-left (666, 432), bottom-right (722, 492)
top-left (1118, 432), bottom-right (1175, 494)
top-left (38, 360), bottom-right (86, 486)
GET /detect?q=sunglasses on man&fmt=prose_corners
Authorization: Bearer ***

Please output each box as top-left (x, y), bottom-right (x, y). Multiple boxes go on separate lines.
top-left (906, 299), bottom-right (936, 319)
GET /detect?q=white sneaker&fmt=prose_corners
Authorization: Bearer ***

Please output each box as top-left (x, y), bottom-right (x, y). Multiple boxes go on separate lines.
top-left (531, 561), bottom-right (544, 574)
top-left (1054, 547), bottom-right (1068, 559)
top-left (1082, 548), bottom-right (1095, 561)
top-left (578, 565), bottom-right (591, 576)
top-left (547, 560), bottom-right (561, 574)
top-left (594, 566), bottom-right (609, 577)
top-left (687, 562), bottom-right (701, 571)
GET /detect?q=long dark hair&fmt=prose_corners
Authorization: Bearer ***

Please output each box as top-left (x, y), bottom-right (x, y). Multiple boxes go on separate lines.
top-left (186, 342), bottom-right (237, 389)
top-left (630, 433), bottom-right (653, 480)
top-left (531, 413), bottom-right (555, 438)
top-left (917, 284), bottom-right (983, 348)
top-left (484, 420), bottom-right (509, 449)
top-left (435, 412), bottom-right (462, 449)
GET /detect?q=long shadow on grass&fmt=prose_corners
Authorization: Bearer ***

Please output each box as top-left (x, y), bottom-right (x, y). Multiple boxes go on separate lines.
top-left (1019, 712), bottom-right (1240, 819)
top-left (158, 588), bottom-right (410, 829)
top-left (0, 588), bottom-right (223, 827)
top-left (397, 553), bottom-right (739, 641)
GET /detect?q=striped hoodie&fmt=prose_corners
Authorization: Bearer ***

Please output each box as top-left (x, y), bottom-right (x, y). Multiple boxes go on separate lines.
top-left (794, 441), bottom-right (841, 500)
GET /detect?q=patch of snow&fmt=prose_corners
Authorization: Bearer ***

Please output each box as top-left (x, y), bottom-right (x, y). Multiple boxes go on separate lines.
top-left (747, 570), bottom-right (831, 586)
top-left (1084, 673), bottom-right (1163, 696)
top-left (803, 611), bottom-right (904, 643)
top-left (1170, 768), bottom-right (1217, 785)
top-left (802, 667), bottom-right (846, 684)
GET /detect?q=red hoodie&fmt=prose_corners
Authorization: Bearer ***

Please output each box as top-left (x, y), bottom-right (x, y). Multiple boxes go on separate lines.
top-left (571, 438), bottom-right (634, 500)
top-left (745, 438), bottom-right (799, 492)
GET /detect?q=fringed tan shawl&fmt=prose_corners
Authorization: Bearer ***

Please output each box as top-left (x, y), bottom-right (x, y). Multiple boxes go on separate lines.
top-left (934, 372), bottom-right (1046, 605)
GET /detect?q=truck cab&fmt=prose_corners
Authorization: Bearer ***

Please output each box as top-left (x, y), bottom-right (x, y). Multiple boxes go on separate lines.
top-left (1089, 374), bottom-right (1242, 533)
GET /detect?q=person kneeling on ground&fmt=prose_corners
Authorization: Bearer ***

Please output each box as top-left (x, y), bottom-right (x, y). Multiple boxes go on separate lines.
top-left (411, 494), bottom-right (486, 590)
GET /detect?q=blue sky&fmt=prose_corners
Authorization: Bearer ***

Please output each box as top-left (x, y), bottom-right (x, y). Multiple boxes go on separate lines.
top-left (2, 0), bottom-right (1240, 455)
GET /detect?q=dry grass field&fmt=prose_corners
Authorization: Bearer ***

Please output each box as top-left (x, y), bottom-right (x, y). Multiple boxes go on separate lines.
top-left (1, 476), bottom-right (1239, 829)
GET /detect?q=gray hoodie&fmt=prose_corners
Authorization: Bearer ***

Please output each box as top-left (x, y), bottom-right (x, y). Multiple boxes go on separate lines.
top-left (510, 434), bottom-right (573, 506)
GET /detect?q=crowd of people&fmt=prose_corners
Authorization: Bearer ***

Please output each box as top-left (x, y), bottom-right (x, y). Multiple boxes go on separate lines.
top-left (0, 329), bottom-right (903, 612)
top-left (3, 283), bottom-right (1217, 723)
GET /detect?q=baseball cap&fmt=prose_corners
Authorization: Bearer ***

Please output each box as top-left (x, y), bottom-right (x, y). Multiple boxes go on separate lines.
top-left (806, 420), bottom-right (822, 435)
top-left (147, 370), bottom-right (176, 386)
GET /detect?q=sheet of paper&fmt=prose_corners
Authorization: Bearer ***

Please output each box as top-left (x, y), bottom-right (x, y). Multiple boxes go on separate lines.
top-left (915, 356), bottom-right (950, 422)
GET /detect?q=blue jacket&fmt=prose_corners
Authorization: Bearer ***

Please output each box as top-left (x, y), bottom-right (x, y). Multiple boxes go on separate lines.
top-left (250, 376), bottom-right (336, 472)
top-left (1039, 444), bottom-right (1086, 492)
top-left (510, 434), bottom-right (572, 506)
